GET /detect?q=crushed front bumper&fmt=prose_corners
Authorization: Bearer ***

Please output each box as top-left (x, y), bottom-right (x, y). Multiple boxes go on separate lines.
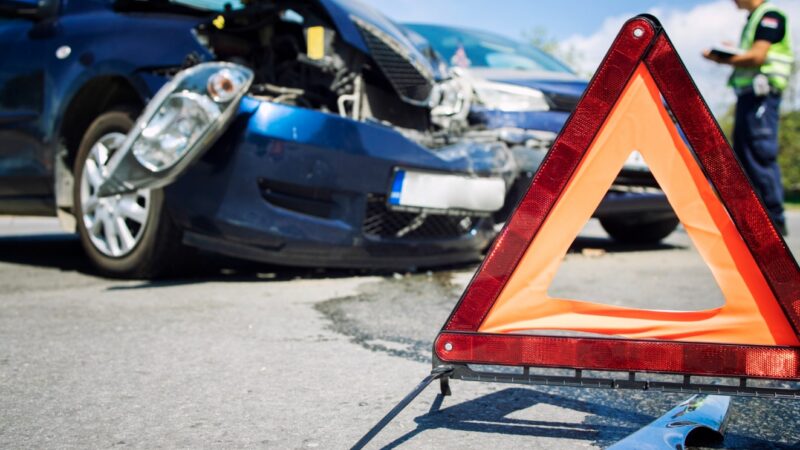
top-left (162, 98), bottom-right (514, 269)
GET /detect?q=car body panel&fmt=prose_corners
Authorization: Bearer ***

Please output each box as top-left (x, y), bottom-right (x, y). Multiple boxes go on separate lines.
top-left (0, 17), bottom-right (53, 205)
top-left (0, 3), bottom-right (211, 201)
top-left (48, 10), bottom-right (210, 133)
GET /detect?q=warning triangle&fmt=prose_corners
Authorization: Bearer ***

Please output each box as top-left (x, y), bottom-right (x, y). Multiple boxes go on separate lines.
top-left (435, 15), bottom-right (800, 380)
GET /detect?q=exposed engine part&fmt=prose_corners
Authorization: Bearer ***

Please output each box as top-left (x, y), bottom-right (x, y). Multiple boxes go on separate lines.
top-left (429, 70), bottom-right (473, 132)
top-left (250, 83), bottom-right (306, 104)
top-left (337, 75), bottom-right (363, 120)
top-left (190, 1), bottom-right (522, 166)
top-left (193, 2), bottom-right (363, 114)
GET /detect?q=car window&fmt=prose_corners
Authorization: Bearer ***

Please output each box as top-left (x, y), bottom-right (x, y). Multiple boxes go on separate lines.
top-left (406, 24), bottom-right (573, 74)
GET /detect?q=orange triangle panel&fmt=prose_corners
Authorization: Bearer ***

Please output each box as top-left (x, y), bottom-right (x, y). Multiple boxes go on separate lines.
top-left (435, 16), bottom-right (800, 380)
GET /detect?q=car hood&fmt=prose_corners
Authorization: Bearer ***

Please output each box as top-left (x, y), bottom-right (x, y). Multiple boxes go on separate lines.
top-left (467, 68), bottom-right (587, 100)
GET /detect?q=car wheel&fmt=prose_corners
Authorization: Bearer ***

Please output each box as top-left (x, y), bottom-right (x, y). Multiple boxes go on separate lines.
top-left (73, 108), bottom-right (184, 278)
top-left (599, 216), bottom-right (680, 245)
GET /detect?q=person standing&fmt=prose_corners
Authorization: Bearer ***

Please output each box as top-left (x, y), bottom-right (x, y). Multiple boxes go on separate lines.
top-left (704, 0), bottom-right (794, 236)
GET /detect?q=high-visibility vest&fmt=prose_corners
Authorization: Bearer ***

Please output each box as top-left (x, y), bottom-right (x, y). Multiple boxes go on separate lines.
top-left (730, 2), bottom-right (794, 92)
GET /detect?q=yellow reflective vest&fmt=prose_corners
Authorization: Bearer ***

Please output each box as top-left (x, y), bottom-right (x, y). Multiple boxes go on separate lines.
top-left (730, 2), bottom-right (794, 91)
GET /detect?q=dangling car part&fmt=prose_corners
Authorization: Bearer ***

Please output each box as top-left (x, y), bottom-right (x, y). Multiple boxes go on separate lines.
top-left (97, 62), bottom-right (254, 196)
top-left (0, 0), bottom-right (517, 277)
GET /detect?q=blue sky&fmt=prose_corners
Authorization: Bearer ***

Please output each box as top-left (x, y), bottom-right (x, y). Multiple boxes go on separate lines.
top-left (367, 0), bottom-right (800, 113)
top-left (369, 0), bottom-right (711, 40)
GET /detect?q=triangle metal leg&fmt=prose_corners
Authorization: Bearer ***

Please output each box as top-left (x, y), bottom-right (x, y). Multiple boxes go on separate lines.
top-left (351, 366), bottom-right (453, 450)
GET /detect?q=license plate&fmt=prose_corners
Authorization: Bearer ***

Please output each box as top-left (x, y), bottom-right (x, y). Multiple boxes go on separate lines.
top-left (388, 169), bottom-right (505, 213)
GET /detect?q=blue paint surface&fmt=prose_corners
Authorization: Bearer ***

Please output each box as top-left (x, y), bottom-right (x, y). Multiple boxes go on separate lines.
top-left (389, 170), bottom-right (405, 205)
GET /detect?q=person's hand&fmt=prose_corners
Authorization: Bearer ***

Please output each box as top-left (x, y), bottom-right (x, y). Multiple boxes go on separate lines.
top-left (703, 49), bottom-right (722, 63)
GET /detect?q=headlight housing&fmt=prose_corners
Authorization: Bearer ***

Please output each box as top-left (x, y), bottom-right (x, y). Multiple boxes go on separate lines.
top-left (97, 62), bottom-right (253, 196)
top-left (133, 92), bottom-right (220, 171)
top-left (473, 81), bottom-right (550, 112)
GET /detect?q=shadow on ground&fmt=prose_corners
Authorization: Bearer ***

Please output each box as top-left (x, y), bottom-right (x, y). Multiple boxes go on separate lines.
top-left (0, 234), bottom-right (91, 273)
top-left (0, 230), bottom-right (680, 283)
top-left (378, 387), bottom-right (653, 449)
top-left (372, 386), bottom-right (799, 449)
top-left (0, 233), bottom-right (362, 283)
top-left (0, 233), bottom-right (477, 287)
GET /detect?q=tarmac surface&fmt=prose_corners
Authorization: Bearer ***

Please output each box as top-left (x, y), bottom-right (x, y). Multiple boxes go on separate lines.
top-left (0, 213), bottom-right (799, 449)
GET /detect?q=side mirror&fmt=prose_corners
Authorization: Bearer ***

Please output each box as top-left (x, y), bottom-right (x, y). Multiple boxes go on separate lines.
top-left (0, 0), bottom-right (58, 19)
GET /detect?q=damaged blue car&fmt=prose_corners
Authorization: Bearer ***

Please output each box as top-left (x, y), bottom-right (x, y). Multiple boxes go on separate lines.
top-left (0, 0), bottom-right (520, 277)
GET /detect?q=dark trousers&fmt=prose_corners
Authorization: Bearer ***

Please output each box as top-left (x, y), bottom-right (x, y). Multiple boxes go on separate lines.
top-left (733, 91), bottom-right (785, 226)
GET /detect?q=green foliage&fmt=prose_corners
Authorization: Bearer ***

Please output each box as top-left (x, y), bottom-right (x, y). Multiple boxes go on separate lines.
top-left (715, 106), bottom-right (800, 194)
top-left (717, 105), bottom-right (735, 142)
top-left (778, 110), bottom-right (800, 194)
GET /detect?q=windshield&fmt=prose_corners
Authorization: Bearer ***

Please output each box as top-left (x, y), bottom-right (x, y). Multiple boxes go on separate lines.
top-left (405, 24), bottom-right (573, 74)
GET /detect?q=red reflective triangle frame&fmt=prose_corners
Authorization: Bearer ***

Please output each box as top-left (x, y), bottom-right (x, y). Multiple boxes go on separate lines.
top-left (434, 15), bottom-right (800, 380)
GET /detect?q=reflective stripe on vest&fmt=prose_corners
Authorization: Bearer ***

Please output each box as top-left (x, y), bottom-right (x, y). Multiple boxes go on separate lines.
top-left (730, 2), bottom-right (794, 91)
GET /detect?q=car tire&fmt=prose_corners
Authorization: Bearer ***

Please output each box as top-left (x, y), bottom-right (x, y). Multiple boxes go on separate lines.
top-left (73, 107), bottom-right (185, 278)
top-left (599, 216), bottom-right (680, 245)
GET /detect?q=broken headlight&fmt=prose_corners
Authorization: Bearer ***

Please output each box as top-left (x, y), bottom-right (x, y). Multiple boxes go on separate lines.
top-left (97, 63), bottom-right (253, 196)
top-left (133, 91), bottom-right (220, 171)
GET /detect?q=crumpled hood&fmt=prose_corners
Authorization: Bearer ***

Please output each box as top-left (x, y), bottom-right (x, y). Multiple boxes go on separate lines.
top-left (316, 0), bottom-right (436, 78)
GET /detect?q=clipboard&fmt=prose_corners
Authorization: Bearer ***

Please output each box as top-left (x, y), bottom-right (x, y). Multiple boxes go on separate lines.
top-left (709, 45), bottom-right (743, 59)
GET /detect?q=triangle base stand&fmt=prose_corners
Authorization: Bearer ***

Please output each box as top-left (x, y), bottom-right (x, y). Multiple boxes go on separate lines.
top-left (352, 361), bottom-right (796, 449)
top-left (437, 357), bottom-right (800, 399)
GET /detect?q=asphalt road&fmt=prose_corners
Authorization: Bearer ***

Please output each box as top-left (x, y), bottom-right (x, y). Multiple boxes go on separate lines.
top-left (1, 214), bottom-right (799, 449)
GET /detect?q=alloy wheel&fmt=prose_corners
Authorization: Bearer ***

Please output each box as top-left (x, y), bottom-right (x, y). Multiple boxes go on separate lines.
top-left (79, 132), bottom-right (152, 257)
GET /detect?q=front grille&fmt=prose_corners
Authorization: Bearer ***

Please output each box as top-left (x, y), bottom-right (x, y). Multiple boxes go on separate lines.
top-left (354, 18), bottom-right (433, 103)
top-left (363, 196), bottom-right (479, 239)
top-left (258, 178), bottom-right (335, 219)
top-left (545, 92), bottom-right (580, 112)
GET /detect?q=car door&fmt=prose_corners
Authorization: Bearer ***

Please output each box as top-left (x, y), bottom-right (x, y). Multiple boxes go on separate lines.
top-left (0, 0), bottom-right (57, 214)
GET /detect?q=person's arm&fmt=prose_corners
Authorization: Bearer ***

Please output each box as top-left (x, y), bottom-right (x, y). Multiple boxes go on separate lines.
top-left (703, 40), bottom-right (771, 67)
top-left (703, 11), bottom-right (785, 68)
